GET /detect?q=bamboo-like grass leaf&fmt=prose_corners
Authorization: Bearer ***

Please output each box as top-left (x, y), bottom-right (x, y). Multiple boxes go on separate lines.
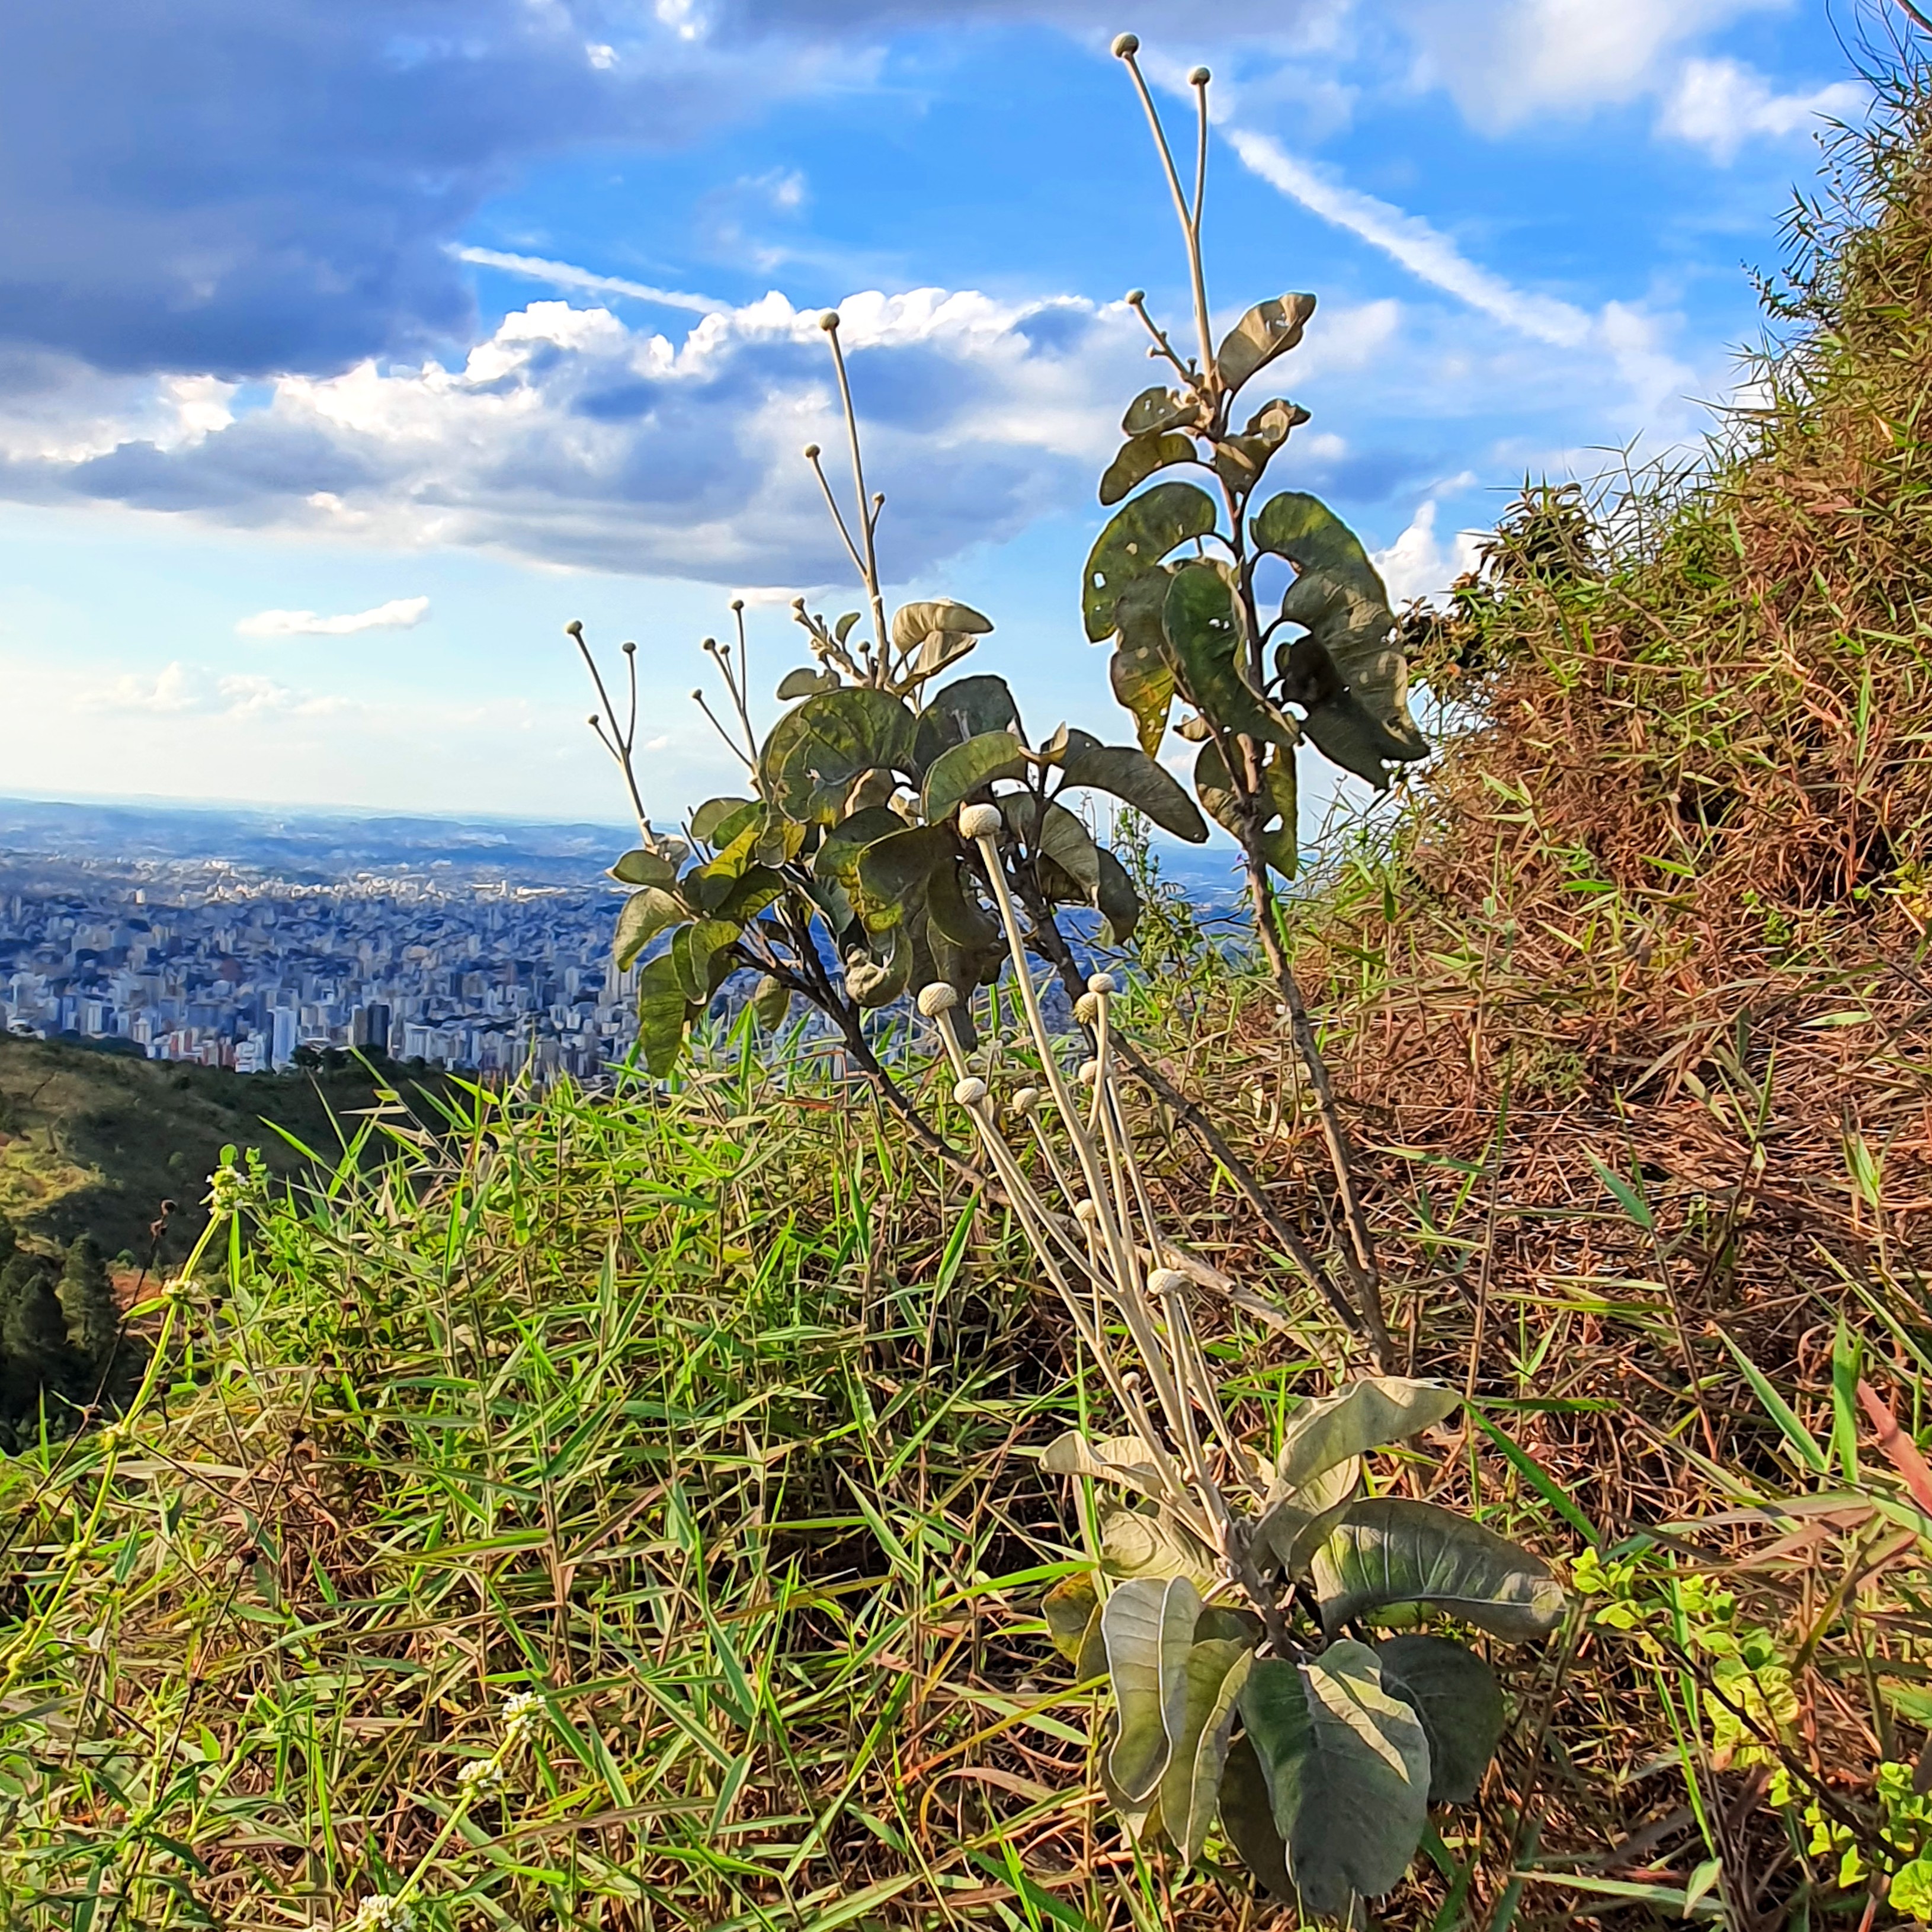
top-left (760, 688), bottom-right (917, 824)
top-left (1373, 1635), bottom-right (1507, 1803)
top-left (1101, 430), bottom-right (1198, 505)
top-left (921, 730), bottom-right (1027, 825)
top-left (1215, 293), bottom-right (1318, 394)
top-left (1100, 1575), bottom-right (1201, 1801)
top-left (1238, 1642), bottom-right (1431, 1917)
top-left (1158, 1638), bottom-right (1256, 1863)
top-left (1058, 743), bottom-right (1209, 843)
top-left (614, 888), bottom-right (684, 973)
top-left (1084, 482), bottom-right (1219, 642)
top-left (1275, 1377), bottom-right (1463, 1494)
top-left (1310, 1498), bottom-right (1566, 1641)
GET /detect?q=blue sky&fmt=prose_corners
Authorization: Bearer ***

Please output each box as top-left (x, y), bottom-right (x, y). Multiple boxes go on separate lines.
top-left (0, 0), bottom-right (1879, 826)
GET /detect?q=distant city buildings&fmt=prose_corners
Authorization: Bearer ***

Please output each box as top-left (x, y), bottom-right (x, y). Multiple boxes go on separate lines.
top-left (0, 854), bottom-right (640, 1081)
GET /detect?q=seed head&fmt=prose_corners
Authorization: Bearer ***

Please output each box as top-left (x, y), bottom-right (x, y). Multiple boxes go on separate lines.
top-left (819, 309), bottom-right (841, 332)
top-left (1074, 993), bottom-right (1100, 1026)
top-left (730, 597), bottom-right (745, 612)
top-left (953, 1076), bottom-right (988, 1108)
top-left (1077, 1058), bottom-right (1100, 1087)
top-left (1087, 971), bottom-right (1117, 995)
top-left (1148, 1267), bottom-right (1189, 1297)
top-left (1111, 32), bottom-right (1140, 57)
top-left (565, 620), bottom-right (584, 639)
top-left (1188, 65), bottom-right (1210, 85)
top-left (957, 802), bottom-right (1002, 841)
top-left (917, 982), bottom-right (959, 1017)
top-left (1010, 1085), bottom-right (1041, 1116)
top-left (1074, 1197), bottom-right (1100, 1225)
top-left (622, 639), bottom-right (636, 655)
top-left (1125, 288), bottom-right (1146, 306)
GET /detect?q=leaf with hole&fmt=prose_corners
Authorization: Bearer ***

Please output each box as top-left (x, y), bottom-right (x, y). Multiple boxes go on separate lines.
top-left (914, 672), bottom-right (1024, 771)
top-left (1160, 1638), bottom-right (1257, 1864)
top-left (1216, 293), bottom-right (1318, 393)
top-left (922, 730), bottom-right (1026, 824)
top-left (614, 887), bottom-right (684, 973)
top-left (1373, 1635), bottom-right (1506, 1803)
top-left (1100, 1574), bottom-right (1200, 1801)
top-left (1162, 561), bottom-right (1292, 748)
top-left (1192, 741), bottom-right (1299, 878)
top-left (1101, 430), bottom-right (1197, 506)
top-left (1238, 1641), bottom-right (1431, 1917)
top-left (1059, 743), bottom-right (1208, 844)
top-left (1108, 572), bottom-right (1178, 755)
top-left (1275, 1377), bottom-right (1463, 1495)
top-left (1122, 385), bottom-right (1199, 436)
top-left (1084, 482), bottom-right (1219, 643)
top-left (1310, 1498), bottom-right (1566, 1640)
top-left (760, 687), bottom-right (917, 825)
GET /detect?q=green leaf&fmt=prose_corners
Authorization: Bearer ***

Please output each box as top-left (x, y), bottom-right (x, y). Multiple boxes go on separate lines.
top-left (1310, 1498), bottom-right (1566, 1641)
top-left (715, 866), bottom-right (784, 925)
top-left (1373, 1635), bottom-right (1506, 1804)
top-left (1162, 561), bottom-right (1292, 748)
top-left (671, 919), bottom-right (741, 1003)
top-left (1238, 1641), bottom-right (1431, 1917)
top-left (1101, 430), bottom-right (1197, 506)
top-left (1219, 1735), bottom-right (1294, 1900)
top-left (1059, 743), bottom-right (1208, 844)
top-left (691, 796), bottom-right (760, 846)
top-left (1192, 741), bottom-right (1299, 877)
top-left (750, 973), bottom-right (791, 1030)
top-left (1275, 1377), bottom-right (1463, 1495)
top-left (1042, 1571), bottom-right (1098, 1662)
top-left (635, 954), bottom-right (695, 1078)
top-left (1043, 1430), bottom-right (1167, 1501)
top-left (1100, 1574), bottom-right (1201, 1801)
top-left (1716, 1329), bottom-right (1827, 1476)
top-left (684, 821), bottom-right (761, 912)
top-left (1252, 1458), bottom-right (1363, 1574)
top-left (614, 887), bottom-right (684, 973)
top-left (927, 855), bottom-right (999, 950)
top-left (776, 665), bottom-right (840, 700)
top-left (1100, 1505), bottom-right (1217, 1590)
top-left (856, 824), bottom-right (954, 915)
top-left (842, 924), bottom-right (912, 1008)
top-left (610, 848), bottom-right (677, 887)
top-left (922, 729), bottom-right (1027, 825)
top-left (1159, 1638), bottom-right (1256, 1864)
top-left (890, 598), bottom-right (994, 653)
top-left (1004, 796), bottom-right (1100, 893)
top-left (1122, 385), bottom-right (1199, 436)
top-left (1083, 482), bottom-right (1219, 643)
top-left (815, 807), bottom-right (907, 889)
top-left (1094, 847), bottom-right (1141, 946)
top-left (1215, 293), bottom-right (1318, 394)
top-left (760, 687), bottom-right (917, 825)
top-left (914, 672), bottom-right (1024, 771)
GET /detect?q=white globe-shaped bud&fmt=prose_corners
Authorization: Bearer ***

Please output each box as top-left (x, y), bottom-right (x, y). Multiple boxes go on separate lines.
top-left (819, 309), bottom-right (841, 332)
top-left (1124, 287), bottom-right (1146, 306)
top-left (1111, 31), bottom-right (1140, 56)
top-left (953, 1076), bottom-right (988, 1108)
top-left (1188, 64), bottom-right (1211, 85)
top-left (917, 983), bottom-right (959, 1017)
top-left (1087, 971), bottom-right (1117, 996)
top-left (1077, 1058), bottom-right (1100, 1087)
top-left (803, 443), bottom-right (821, 460)
top-left (957, 803), bottom-right (1002, 841)
top-left (1010, 1085), bottom-right (1041, 1116)
top-left (1148, 1267), bottom-right (1190, 1297)
top-left (1074, 993), bottom-right (1100, 1026)
top-left (1074, 1197), bottom-right (1101, 1225)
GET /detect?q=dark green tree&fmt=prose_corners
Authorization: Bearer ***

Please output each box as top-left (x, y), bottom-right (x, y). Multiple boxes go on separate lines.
top-left (1, 1251), bottom-right (72, 1424)
top-left (59, 1235), bottom-right (120, 1381)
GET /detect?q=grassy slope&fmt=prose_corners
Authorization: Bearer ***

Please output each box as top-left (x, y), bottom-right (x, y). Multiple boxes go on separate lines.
top-left (0, 1036), bottom-right (459, 1260)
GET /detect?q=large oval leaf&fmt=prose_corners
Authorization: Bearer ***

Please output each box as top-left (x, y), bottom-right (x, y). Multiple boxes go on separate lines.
top-left (1215, 292), bottom-right (1318, 394)
top-left (1100, 430), bottom-right (1197, 506)
top-left (1374, 1635), bottom-right (1506, 1804)
top-left (1083, 482), bottom-right (1219, 642)
top-left (815, 807), bottom-right (907, 889)
top-left (610, 849), bottom-right (678, 887)
top-left (1002, 796), bottom-right (1100, 893)
top-left (1122, 385), bottom-right (1199, 436)
top-left (1159, 1638), bottom-right (1256, 1865)
top-left (1059, 742), bottom-right (1207, 844)
top-left (843, 924), bottom-right (912, 1008)
top-left (1101, 1574), bottom-right (1201, 1802)
top-left (914, 672), bottom-right (1024, 772)
top-left (671, 918), bottom-right (741, 1003)
top-left (760, 688), bottom-right (916, 825)
top-left (635, 953), bottom-right (695, 1078)
top-left (1161, 561), bottom-right (1292, 748)
top-left (890, 598), bottom-right (992, 652)
top-left (926, 856), bottom-right (999, 950)
top-left (855, 824), bottom-right (954, 914)
top-left (1100, 1505), bottom-right (1217, 1590)
top-left (1311, 1499), bottom-right (1567, 1641)
top-left (690, 796), bottom-right (760, 846)
top-left (922, 729), bottom-right (1026, 825)
top-left (1238, 1641), bottom-right (1430, 1917)
top-left (614, 887), bottom-right (684, 973)
top-left (1219, 1735), bottom-right (1293, 1900)
top-left (1191, 741), bottom-right (1300, 878)
top-left (1274, 1377), bottom-right (1463, 1495)
top-left (1108, 571), bottom-right (1177, 755)
top-left (1043, 1430), bottom-right (1167, 1502)
top-left (1094, 846), bottom-right (1140, 946)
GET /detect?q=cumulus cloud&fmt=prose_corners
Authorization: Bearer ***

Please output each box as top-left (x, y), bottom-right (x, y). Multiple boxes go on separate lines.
top-left (1658, 57), bottom-right (1865, 162)
top-left (237, 597), bottom-right (432, 638)
top-left (1372, 495), bottom-right (1484, 606)
top-left (82, 662), bottom-right (325, 719)
top-left (1, 289), bottom-right (1150, 583)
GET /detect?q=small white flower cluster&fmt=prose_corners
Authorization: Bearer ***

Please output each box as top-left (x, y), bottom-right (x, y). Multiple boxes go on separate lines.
top-left (206, 1162), bottom-right (249, 1216)
top-left (456, 1756), bottom-right (504, 1795)
top-left (344, 1894), bottom-right (416, 1932)
top-left (501, 1690), bottom-right (545, 1745)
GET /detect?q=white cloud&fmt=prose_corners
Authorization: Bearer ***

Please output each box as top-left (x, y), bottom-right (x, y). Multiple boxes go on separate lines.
top-left (236, 597), bottom-right (432, 639)
top-left (1372, 496), bottom-right (1484, 606)
top-left (1658, 57), bottom-right (1864, 163)
top-left (81, 662), bottom-right (319, 719)
top-left (451, 247), bottom-right (726, 314)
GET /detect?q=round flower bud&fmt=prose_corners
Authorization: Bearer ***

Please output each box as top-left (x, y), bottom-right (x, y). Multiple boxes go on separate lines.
top-left (953, 1076), bottom-right (988, 1108)
top-left (957, 802), bottom-right (1003, 841)
top-left (1074, 992), bottom-right (1099, 1026)
top-left (1087, 971), bottom-right (1117, 996)
top-left (1010, 1085), bottom-right (1041, 1116)
top-left (690, 688), bottom-right (703, 701)
top-left (622, 639), bottom-right (637, 655)
top-left (1125, 288), bottom-right (1146, 306)
top-left (1148, 1267), bottom-right (1190, 1297)
top-left (730, 597), bottom-right (745, 612)
top-left (565, 619), bottom-right (584, 638)
top-left (819, 309), bottom-right (841, 332)
top-left (916, 982), bottom-right (959, 1017)
top-left (1111, 32), bottom-right (1140, 57)
top-left (1188, 65), bottom-right (1210, 85)
top-left (803, 443), bottom-right (821, 460)
top-left (1074, 1197), bottom-right (1100, 1225)
top-left (1077, 1058), bottom-right (1100, 1087)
